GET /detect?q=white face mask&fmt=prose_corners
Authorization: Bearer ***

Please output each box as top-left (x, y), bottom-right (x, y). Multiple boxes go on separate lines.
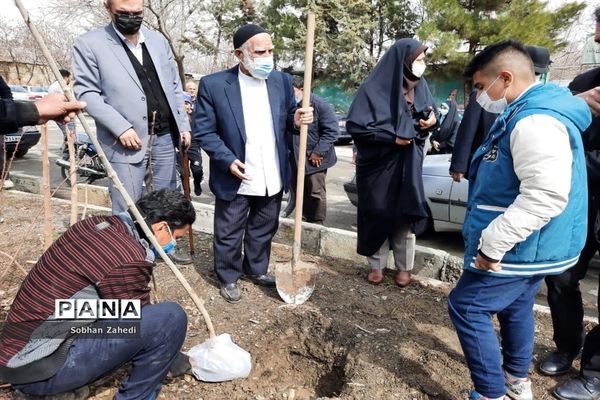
top-left (412, 60), bottom-right (426, 78)
top-left (476, 76), bottom-right (508, 114)
top-left (242, 51), bottom-right (274, 80)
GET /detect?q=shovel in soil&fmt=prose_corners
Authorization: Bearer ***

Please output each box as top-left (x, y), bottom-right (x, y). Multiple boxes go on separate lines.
top-left (275, 12), bottom-right (319, 305)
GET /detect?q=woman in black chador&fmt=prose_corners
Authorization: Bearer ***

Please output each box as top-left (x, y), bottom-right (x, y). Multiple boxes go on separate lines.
top-left (346, 38), bottom-right (437, 287)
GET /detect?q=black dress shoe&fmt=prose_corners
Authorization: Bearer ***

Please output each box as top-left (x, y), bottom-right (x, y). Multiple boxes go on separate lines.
top-left (220, 282), bottom-right (242, 303)
top-left (554, 376), bottom-right (600, 400)
top-left (168, 249), bottom-right (193, 265)
top-left (243, 274), bottom-right (276, 287)
top-left (540, 350), bottom-right (576, 376)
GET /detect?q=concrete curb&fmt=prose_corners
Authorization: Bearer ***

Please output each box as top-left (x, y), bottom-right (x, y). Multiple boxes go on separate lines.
top-left (10, 173), bottom-right (463, 282)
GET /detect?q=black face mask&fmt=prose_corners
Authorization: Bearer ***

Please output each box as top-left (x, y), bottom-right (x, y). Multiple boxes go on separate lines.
top-left (113, 13), bottom-right (143, 35)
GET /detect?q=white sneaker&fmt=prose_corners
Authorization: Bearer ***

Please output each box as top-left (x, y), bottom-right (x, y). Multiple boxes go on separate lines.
top-left (2, 179), bottom-right (14, 190)
top-left (505, 371), bottom-right (533, 400)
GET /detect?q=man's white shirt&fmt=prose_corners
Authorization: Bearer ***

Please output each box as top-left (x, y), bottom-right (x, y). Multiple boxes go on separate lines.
top-left (237, 69), bottom-right (282, 197)
top-left (113, 24), bottom-right (146, 65)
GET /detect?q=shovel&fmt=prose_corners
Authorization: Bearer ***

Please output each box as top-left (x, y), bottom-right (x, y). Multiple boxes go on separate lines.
top-left (275, 12), bottom-right (318, 305)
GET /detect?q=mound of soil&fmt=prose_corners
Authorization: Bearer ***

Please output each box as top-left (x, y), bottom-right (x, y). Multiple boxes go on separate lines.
top-left (0, 191), bottom-right (595, 399)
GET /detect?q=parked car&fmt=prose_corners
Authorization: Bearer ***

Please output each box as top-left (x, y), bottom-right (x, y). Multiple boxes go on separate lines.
top-left (4, 125), bottom-right (41, 158)
top-left (334, 111), bottom-right (352, 145)
top-left (26, 85), bottom-right (49, 98)
top-left (8, 85), bottom-right (40, 101)
top-left (343, 154), bottom-right (468, 233)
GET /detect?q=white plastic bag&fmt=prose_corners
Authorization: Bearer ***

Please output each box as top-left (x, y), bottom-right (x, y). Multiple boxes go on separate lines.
top-left (186, 333), bottom-right (252, 382)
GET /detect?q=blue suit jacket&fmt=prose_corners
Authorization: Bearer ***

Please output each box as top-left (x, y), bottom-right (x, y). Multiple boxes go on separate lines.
top-left (193, 66), bottom-right (297, 201)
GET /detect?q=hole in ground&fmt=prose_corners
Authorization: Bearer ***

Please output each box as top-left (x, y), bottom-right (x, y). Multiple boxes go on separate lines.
top-left (255, 312), bottom-right (352, 398)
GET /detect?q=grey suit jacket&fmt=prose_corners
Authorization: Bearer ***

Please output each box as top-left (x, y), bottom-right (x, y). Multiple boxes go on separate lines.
top-left (72, 24), bottom-right (190, 164)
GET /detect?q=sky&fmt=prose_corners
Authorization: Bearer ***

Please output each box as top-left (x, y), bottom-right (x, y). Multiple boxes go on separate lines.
top-left (1, 0), bottom-right (45, 22)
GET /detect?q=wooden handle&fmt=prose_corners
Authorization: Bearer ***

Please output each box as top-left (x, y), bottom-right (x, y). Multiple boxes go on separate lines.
top-left (292, 12), bottom-right (317, 267)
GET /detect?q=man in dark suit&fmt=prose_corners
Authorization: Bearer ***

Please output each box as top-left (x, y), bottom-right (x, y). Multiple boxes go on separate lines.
top-left (193, 24), bottom-right (313, 303)
top-left (284, 75), bottom-right (338, 224)
top-left (550, 65), bottom-right (600, 399)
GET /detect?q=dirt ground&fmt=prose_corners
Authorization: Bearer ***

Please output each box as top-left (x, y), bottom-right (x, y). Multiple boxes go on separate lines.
top-left (0, 190), bottom-right (597, 400)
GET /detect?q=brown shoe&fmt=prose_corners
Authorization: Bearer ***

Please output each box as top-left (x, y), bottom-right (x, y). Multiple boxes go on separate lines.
top-left (367, 269), bottom-right (384, 285)
top-left (394, 271), bottom-right (411, 287)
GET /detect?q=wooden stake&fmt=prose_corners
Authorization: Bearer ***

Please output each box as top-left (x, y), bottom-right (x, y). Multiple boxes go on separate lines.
top-left (40, 123), bottom-right (53, 250)
top-left (14, 0), bottom-right (216, 338)
top-left (65, 125), bottom-right (78, 226)
top-left (181, 150), bottom-right (195, 255)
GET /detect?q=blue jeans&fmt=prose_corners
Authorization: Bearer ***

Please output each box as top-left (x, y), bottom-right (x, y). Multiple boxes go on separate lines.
top-left (448, 270), bottom-right (543, 398)
top-left (14, 302), bottom-right (187, 400)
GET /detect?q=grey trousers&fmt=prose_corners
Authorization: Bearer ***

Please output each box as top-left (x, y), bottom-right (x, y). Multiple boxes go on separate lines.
top-left (109, 134), bottom-right (177, 214)
top-left (303, 171), bottom-right (327, 224)
top-left (367, 223), bottom-right (415, 271)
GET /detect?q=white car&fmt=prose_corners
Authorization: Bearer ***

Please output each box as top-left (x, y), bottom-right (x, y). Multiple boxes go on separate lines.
top-left (422, 154), bottom-right (468, 233)
top-left (26, 85), bottom-right (48, 98)
top-left (343, 154), bottom-right (468, 234)
top-left (8, 85), bottom-right (38, 101)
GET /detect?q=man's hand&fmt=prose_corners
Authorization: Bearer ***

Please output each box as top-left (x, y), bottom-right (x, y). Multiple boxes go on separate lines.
top-left (180, 131), bottom-right (191, 150)
top-left (309, 153), bottom-right (324, 167)
top-left (395, 137), bottom-right (412, 146)
top-left (294, 107), bottom-right (314, 128)
top-left (474, 253), bottom-right (501, 272)
top-left (432, 140), bottom-right (440, 151)
top-left (352, 151), bottom-right (357, 165)
top-left (450, 171), bottom-right (464, 182)
top-left (119, 128), bottom-right (142, 150)
top-left (577, 86), bottom-right (600, 116)
top-left (230, 159), bottom-right (250, 180)
top-left (419, 107), bottom-right (437, 130)
top-left (35, 93), bottom-right (86, 125)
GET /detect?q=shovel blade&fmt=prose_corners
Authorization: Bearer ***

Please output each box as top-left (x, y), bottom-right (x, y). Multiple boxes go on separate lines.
top-left (275, 260), bottom-right (317, 305)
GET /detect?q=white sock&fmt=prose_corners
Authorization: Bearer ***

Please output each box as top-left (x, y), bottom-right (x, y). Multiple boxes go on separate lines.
top-left (505, 370), bottom-right (529, 382)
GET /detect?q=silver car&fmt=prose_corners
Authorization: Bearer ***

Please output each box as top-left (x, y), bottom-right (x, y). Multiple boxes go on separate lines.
top-left (343, 154), bottom-right (468, 233)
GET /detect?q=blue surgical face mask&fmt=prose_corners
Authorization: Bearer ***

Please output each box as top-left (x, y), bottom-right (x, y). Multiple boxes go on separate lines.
top-left (476, 76), bottom-right (508, 114)
top-left (152, 225), bottom-right (177, 256)
top-left (243, 54), bottom-right (274, 80)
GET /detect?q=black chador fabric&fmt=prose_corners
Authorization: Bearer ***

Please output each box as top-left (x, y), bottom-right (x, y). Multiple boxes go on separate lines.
top-left (434, 99), bottom-right (459, 145)
top-left (346, 38), bottom-right (436, 256)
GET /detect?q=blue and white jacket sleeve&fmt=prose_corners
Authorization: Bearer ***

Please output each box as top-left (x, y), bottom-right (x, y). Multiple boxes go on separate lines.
top-left (479, 114), bottom-right (572, 260)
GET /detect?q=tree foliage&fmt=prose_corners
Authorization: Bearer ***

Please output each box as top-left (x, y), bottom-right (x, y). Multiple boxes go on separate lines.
top-left (260, 0), bottom-right (418, 89)
top-left (418, 0), bottom-right (587, 76)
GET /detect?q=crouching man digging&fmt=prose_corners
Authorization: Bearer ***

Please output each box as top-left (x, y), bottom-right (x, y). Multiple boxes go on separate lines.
top-left (447, 40), bottom-right (591, 400)
top-left (0, 189), bottom-right (195, 399)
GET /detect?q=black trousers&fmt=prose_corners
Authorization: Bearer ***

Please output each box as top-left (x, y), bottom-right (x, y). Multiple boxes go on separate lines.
top-left (213, 191), bottom-right (282, 284)
top-left (545, 194), bottom-right (600, 356)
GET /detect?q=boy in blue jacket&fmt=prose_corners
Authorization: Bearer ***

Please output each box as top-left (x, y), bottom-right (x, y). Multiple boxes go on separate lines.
top-left (448, 40), bottom-right (591, 400)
